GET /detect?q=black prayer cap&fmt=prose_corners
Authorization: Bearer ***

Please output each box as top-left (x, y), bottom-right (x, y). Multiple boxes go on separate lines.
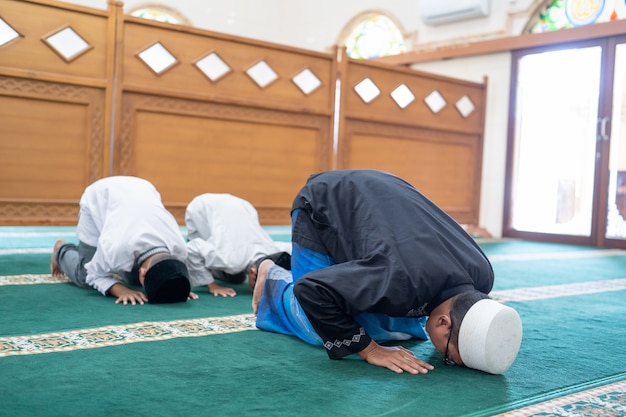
top-left (144, 256), bottom-right (191, 303)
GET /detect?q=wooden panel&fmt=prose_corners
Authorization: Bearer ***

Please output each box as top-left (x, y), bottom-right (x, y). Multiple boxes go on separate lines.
top-left (0, 76), bottom-right (105, 224)
top-left (0, 96), bottom-right (89, 198)
top-left (343, 59), bottom-right (485, 134)
top-left (114, 93), bottom-right (332, 224)
top-left (337, 52), bottom-right (487, 225)
top-left (0, 1), bottom-right (109, 225)
top-left (0, 200), bottom-right (79, 225)
top-left (0, 0), bottom-right (109, 83)
top-left (115, 17), bottom-right (337, 225)
top-left (121, 19), bottom-right (334, 114)
top-left (342, 122), bottom-right (480, 222)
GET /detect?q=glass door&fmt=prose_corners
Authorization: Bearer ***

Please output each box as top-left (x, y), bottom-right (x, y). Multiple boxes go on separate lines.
top-left (505, 41), bottom-right (605, 245)
top-left (603, 37), bottom-right (626, 248)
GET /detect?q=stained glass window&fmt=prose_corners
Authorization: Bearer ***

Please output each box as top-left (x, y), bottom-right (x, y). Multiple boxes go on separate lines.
top-left (130, 8), bottom-right (183, 25)
top-left (528, 0), bottom-right (626, 33)
top-left (345, 15), bottom-right (407, 60)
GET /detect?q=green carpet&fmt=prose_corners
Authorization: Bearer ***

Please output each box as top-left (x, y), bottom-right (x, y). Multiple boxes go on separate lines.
top-left (1, 227), bottom-right (625, 416)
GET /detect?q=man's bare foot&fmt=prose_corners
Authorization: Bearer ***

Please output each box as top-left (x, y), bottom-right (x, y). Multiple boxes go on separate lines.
top-left (50, 239), bottom-right (66, 277)
top-left (251, 259), bottom-right (274, 315)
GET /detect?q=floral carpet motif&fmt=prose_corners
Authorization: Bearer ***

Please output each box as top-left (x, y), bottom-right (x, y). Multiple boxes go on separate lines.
top-left (0, 313), bottom-right (257, 357)
top-left (497, 380), bottom-right (626, 417)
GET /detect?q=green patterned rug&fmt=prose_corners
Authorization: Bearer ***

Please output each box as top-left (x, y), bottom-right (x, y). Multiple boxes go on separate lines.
top-left (1, 228), bottom-right (625, 416)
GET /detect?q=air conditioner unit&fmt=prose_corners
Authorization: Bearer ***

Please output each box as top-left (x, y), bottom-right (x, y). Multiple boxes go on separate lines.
top-left (420, 0), bottom-right (490, 26)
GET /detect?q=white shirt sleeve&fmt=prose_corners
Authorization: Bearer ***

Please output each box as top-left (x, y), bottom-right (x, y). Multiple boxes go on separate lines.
top-left (185, 238), bottom-right (218, 287)
top-left (84, 247), bottom-right (124, 295)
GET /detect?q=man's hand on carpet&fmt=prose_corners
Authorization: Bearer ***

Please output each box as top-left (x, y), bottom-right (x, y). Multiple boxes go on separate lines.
top-left (108, 283), bottom-right (148, 305)
top-left (207, 282), bottom-right (236, 297)
top-left (358, 340), bottom-right (434, 375)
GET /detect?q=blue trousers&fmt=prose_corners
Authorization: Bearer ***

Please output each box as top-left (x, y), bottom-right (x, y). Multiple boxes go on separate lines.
top-left (255, 210), bottom-right (428, 345)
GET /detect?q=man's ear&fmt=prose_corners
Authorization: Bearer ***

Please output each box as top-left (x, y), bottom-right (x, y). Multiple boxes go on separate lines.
top-left (435, 313), bottom-right (452, 329)
top-left (138, 266), bottom-right (148, 286)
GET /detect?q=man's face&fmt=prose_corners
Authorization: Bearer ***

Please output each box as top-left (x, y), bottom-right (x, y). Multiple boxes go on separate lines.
top-left (425, 315), bottom-right (464, 366)
top-left (138, 257), bottom-right (154, 288)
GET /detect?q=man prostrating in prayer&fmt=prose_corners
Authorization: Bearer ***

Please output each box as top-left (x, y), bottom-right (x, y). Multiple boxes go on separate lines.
top-left (252, 170), bottom-right (522, 375)
top-left (51, 176), bottom-right (196, 305)
top-left (184, 192), bottom-right (292, 297)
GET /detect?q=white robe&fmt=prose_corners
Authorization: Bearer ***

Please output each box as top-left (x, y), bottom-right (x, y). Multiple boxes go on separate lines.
top-left (185, 193), bottom-right (291, 287)
top-left (77, 176), bottom-right (187, 295)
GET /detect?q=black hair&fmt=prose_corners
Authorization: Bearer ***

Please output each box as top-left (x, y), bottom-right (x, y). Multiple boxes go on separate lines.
top-left (448, 290), bottom-right (491, 348)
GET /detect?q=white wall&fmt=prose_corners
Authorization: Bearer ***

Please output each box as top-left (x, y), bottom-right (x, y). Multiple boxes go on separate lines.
top-left (57, 0), bottom-right (538, 236)
top-left (59, 0), bottom-right (421, 52)
top-left (57, 0), bottom-right (539, 53)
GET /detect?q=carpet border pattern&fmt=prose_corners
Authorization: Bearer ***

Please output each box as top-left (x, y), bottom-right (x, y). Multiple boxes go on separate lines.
top-left (0, 314), bottom-right (257, 357)
top-left (496, 379), bottom-right (626, 416)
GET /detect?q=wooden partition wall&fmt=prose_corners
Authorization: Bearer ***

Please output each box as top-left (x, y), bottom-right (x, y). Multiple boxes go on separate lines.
top-left (336, 50), bottom-right (487, 224)
top-left (113, 9), bottom-right (336, 223)
top-left (0, 0), bottom-right (487, 226)
top-left (0, 0), bottom-right (110, 224)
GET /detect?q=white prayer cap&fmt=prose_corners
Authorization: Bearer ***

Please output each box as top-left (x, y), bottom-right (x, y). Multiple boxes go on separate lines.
top-left (458, 299), bottom-right (522, 374)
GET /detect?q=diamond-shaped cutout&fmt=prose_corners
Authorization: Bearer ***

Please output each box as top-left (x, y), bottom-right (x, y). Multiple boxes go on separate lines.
top-left (424, 90), bottom-right (447, 114)
top-left (0, 17), bottom-right (20, 47)
top-left (292, 68), bottom-right (322, 95)
top-left (456, 95), bottom-right (476, 118)
top-left (43, 26), bottom-right (91, 62)
top-left (138, 42), bottom-right (178, 75)
top-left (195, 52), bottom-right (232, 82)
top-left (354, 78), bottom-right (380, 104)
top-left (390, 84), bottom-right (415, 109)
top-left (246, 60), bottom-right (279, 88)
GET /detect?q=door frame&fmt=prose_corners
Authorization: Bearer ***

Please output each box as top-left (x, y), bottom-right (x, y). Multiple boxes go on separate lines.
top-left (502, 38), bottom-right (614, 247)
top-left (597, 35), bottom-right (626, 249)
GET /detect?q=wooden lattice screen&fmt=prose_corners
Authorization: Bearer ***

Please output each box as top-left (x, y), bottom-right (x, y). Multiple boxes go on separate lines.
top-left (0, 0), bottom-right (486, 226)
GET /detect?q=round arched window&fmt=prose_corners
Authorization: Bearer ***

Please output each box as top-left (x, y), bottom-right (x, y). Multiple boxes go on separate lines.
top-left (344, 14), bottom-right (407, 60)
